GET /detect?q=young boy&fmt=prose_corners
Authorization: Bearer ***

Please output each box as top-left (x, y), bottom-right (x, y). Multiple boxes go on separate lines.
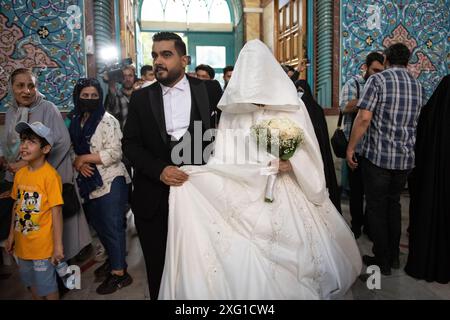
top-left (5, 121), bottom-right (64, 300)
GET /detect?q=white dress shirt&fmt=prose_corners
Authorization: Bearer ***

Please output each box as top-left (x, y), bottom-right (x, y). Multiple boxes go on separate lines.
top-left (160, 75), bottom-right (191, 141)
top-left (141, 79), bottom-right (156, 88)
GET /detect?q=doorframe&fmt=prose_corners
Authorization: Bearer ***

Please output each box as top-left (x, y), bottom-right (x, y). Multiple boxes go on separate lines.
top-left (186, 31), bottom-right (235, 75)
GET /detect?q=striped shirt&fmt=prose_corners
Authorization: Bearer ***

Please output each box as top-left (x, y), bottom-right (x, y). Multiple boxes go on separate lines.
top-left (339, 75), bottom-right (366, 153)
top-left (357, 66), bottom-right (424, 170)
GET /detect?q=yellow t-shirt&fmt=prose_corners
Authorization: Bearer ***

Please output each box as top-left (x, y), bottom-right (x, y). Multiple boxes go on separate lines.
top-left (11, 161), bottom-right (64, 260)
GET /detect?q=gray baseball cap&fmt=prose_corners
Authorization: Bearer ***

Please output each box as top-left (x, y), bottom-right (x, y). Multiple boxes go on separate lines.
top-left (15, 121), bottom-right (55, 147)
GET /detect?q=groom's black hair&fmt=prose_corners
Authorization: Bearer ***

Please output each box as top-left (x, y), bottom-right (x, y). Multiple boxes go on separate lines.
top-left (152, 32), bottom-right (186, 56)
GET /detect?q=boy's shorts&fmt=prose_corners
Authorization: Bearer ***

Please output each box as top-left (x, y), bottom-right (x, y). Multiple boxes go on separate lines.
top-left (17, 258), bottom-right (58, 297)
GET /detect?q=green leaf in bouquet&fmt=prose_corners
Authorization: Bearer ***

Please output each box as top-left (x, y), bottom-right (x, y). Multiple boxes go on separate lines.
top-left (280, 149), bottom-right (296, 160)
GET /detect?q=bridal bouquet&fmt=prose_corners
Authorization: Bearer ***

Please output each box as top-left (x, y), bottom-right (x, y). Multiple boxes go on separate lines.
top-left (251, 118), bottom-right (304, 202)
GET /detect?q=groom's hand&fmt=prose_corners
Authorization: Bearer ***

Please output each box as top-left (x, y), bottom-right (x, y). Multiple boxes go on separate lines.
top-left (160, 166), bottom-right (189, 186)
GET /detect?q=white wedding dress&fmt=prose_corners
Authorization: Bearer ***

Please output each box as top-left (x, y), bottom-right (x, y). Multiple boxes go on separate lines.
top-left (158, 40), bottom-right (362, 300)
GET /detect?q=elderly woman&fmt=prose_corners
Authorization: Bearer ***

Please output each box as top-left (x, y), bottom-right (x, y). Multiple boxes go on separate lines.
top-left (0, 68), bottom-right (91, 261)
top-left (69, 78), bottom-right (132, 295)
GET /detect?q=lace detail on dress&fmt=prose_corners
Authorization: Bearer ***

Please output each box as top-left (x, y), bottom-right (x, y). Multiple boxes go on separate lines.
top-left (203, 179), bottom-right (244, 286)
top-left (204, 240), bottom-right (226, 287)
top-left (315, 202), bottom-right (337, 240)
top-left (283, 173), bottom-right (326, 298)
top-left (208, 173), bottom-right (288, 282)
top-left (263, 176), bottom-right (284, 280)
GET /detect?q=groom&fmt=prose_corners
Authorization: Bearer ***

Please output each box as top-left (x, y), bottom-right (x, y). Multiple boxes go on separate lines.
top-left (122, 32), bottom-right (217, 299)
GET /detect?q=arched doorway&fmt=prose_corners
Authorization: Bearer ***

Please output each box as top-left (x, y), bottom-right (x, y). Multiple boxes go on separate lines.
top-left (137, 0), bottom-right (242, 85)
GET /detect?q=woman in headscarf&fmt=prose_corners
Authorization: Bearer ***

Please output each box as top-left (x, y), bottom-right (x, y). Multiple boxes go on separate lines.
top-left (405, 75), bottom-right (450, 283)
top-left (295, 78), bottom-right (341, 213)
top-left (158, 40), bottom-right (361, 300)
top-left (0, 68), bottom-right (91, 261)
top-left (283, 62), bottom-right (342, 213)
top-left (69, 78), bottom-right (132, 295)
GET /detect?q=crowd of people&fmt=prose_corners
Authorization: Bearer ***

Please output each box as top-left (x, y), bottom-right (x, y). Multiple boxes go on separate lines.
top-left (0, 31), bottom-right (448, 300)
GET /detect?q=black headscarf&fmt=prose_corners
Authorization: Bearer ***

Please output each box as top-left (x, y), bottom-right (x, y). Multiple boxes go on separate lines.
top-left (405, 74), bottom-right (450, 283)
top-left (69, 78), bottom-right (105, 201)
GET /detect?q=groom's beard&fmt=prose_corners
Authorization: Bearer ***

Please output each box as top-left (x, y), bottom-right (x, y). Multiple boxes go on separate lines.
top-left (155, 66), bottom-right (184, 87)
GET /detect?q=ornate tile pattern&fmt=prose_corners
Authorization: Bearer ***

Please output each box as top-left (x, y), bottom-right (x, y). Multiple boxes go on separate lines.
top-left (341, 0), bottom-right (449, 100)
top-left (0, 1), bottom-right (85, 111)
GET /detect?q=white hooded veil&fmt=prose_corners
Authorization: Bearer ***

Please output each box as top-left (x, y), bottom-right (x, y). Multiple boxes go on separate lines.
top-left (217, 39), bottom-right (300, 113)
top-left (159, 40), bottom-right (362, 300)
top-left (205, 39), bottom-right (327, 205)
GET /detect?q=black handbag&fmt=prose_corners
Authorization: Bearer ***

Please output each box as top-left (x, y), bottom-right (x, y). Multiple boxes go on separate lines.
top-left (331, 111), bottom-right (348, 158)
top-left (62, 183), bottom-right (80, 218)
top-left (331, 80), bottom-right (361, 158)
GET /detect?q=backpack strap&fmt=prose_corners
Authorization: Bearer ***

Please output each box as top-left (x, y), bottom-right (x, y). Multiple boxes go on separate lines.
top-left (355, 79), bottom-right (361, 99)
top-left (337, 111), bottom-right (344, 128)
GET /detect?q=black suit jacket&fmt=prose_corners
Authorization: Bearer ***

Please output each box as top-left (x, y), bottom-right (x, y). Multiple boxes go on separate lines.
top-left (203, 79), bottom-right (223, 126)
top-left (122, 76), bottom-right (214, 219)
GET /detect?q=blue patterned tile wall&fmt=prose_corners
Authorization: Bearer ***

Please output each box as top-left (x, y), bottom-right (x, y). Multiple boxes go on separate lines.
top-left (0, 0), bottom-right (85, 112)
top-left (341, 0), bottom-right (450, 100)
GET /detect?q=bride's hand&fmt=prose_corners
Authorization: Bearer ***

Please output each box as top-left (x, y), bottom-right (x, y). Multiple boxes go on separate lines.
top-left (279, 160), bottom-right (293, 173)
top-left (270, 159), bottom-right (293, 173)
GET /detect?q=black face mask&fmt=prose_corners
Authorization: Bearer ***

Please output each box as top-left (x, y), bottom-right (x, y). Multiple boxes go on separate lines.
top-left (78, 98), bottom-right (100, 112)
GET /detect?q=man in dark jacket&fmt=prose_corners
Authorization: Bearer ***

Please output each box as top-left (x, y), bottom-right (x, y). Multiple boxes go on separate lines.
top-left (122, 32), bottom-right (218, 299)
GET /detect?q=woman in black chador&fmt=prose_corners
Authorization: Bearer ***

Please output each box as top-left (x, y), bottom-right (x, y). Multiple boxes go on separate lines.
top-left (295, 79), bottom-right (341, 214)
top-left (405, 75), bottom-right (450, 283)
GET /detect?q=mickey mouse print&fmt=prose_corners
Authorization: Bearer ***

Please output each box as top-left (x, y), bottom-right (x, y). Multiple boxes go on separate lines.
top-left (14, 189), bottom-right (42, 235)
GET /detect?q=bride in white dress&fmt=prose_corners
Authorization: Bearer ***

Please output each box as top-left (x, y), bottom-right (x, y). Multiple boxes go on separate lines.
top-left (159, 40), bottom-right (362, 300)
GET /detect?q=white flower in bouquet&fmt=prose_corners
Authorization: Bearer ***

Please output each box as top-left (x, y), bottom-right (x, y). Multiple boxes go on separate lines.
top-left (251, 118), bottom-right (304, 202)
